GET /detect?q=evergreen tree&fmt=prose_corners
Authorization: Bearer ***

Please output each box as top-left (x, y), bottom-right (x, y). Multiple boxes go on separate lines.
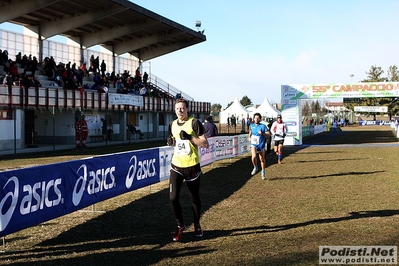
top-left (240, 95), bottom-right (252, 106)
top-left (361, 65), bottom-right (386, 82)
top-left (387, 65), bottom-right (399, 81)
top-left (210, 103), bottom-right (222, 120)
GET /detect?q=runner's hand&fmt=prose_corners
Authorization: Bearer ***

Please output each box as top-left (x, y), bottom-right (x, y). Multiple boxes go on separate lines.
top-left (180, 130), bottom-right (192, 140)
top-left (167, 136), bottom-right (175, 146)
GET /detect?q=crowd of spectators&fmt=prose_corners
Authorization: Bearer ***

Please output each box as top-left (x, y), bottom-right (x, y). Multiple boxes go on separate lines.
top-left (0, 49), bottom-right (42, 89)
top-left (1, 49), bottom-right (177, 100)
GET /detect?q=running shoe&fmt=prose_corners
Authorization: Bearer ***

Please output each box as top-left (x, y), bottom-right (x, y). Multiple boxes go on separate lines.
top-left (194, 224), bottom-right (203, 237)
top-left (251, 166), bottom-right (258, 175)
top-left (261, 170), bottom-right (266, 180)
top-left (173, 225), bottom-right (186, 241)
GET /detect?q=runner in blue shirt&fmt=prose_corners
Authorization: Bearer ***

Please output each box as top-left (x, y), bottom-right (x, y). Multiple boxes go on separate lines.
top-left (249, 112), bottom-right (270, 180)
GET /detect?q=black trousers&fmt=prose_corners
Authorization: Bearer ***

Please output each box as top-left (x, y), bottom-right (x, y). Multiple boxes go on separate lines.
top-left (169, 164), bottom-right (202, 227)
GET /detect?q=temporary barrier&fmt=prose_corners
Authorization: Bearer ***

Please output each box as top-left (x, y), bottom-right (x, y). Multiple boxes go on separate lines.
top-left (0, 134), bottom-right (250, 237)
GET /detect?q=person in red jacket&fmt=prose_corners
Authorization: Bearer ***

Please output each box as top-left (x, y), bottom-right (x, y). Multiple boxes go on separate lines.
top-left (75, 115), bottom-right (89, 148)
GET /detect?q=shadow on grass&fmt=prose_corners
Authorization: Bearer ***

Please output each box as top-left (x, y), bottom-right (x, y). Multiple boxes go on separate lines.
top-left (268, 170), bottom-right (385, 181)
top-left (207, 209), bottom-right (399, 236)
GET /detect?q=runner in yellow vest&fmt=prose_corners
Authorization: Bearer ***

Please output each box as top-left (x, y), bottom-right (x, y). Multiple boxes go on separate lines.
top-left (166, 98), bottom-right (209, 241)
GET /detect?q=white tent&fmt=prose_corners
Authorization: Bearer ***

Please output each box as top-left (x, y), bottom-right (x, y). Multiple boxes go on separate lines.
top-left (219, 97), bottom-right (249, 124)
top-left (250, 97), bottom-right (281, 119)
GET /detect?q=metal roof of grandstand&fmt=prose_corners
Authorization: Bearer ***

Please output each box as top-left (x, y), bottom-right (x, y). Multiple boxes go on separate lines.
top-left (0, 0), bottom-right (206, 61)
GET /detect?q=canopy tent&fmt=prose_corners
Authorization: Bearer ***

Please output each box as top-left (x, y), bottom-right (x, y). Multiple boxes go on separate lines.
top-left (219, 98), bottom-right (249, 124)
top-left (250, 97), bottom-right (281, 119)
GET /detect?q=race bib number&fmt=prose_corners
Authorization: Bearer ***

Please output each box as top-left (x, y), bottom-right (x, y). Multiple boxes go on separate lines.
top-left (175, 139), bottom-right (191, 156)
top-left (251, 135), bottom-right (260, 145)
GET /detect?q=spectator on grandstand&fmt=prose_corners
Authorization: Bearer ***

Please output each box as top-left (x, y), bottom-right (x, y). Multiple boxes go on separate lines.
top-left (8, 62), bottom-right (19, 81)
top-left (100, 60), bottom-right (106, 77)
top-left (28, 56), bottom-right (38, 77)
top-left (20, 75), bottom-right (37, 89)
top-left (46, 56), bottom-right (57, 81)
top-left (75, 67), bottom-right (84, 87)
top-left (134, 67), bottom-right (141, 83)
top-left (6, 72), bottom-right (13, 91)
top-left (140, 85), bottom-right (147, 96)
top-left (71, 62), bottom-right (77, 73)
top-left (15, 52), bottom-right (22, 65)
top-left (79, 62), bottom-right (88, 77)
top-left (143, 71), bottom-right (148, 84)
top-left (122, 70), bottom-right (130, 79)
top-left (0, 50), bottom-right (8, 65)
top-left (92, 73), bottom-right (103, 91)
top-left (21, 54), bottom-right (28, 69)
top-left (98, 85), bottom-right (108, 93)
top-left (89, 55), bottom-right (95, 74)
top-left (103, 73), bottom-right (110, 88)
top-left (110, 71), bottom-right (115, 86)
top-left (93, 56), bottom-right (98, 72)
top-left (115, 78), bottom-right (124, 93)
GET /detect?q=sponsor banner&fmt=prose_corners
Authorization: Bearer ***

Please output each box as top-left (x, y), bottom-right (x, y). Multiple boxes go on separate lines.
top-left (358, 120), bottom-right (391, 126)
top-left (199, 137), bottom-right (216, 167)
top-left (158, 146), bottom-right (174, 181)
top-left (0, 148), bottom-right (160, 237)
top-left (310, 126), bottom-right (315, 135)
top-left (286, 83), bottom-right (399, 99)
top-left (314, 124), bottom-right (327, 135)
top-left (108, 93), bottom-right (144, 106)
top-left (282, 92), bottom-right (297, 99)
top-left (237, 134), bottom-right (250, 156)
top-left (319, 246), bottom-right (397, 265)
top-left (286, 121), bottom-right (297, 126)
top-left (282, 99), bottom-right (298, 105)
top-left (354, 106), bottom-right (388, 113)
top-left (282, 104), bottom-right (297, 110)
top-left (214, 136), bottom-right (235, 160)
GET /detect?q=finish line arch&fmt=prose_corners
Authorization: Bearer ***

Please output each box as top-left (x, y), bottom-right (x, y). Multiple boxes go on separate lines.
top-left (280, 82), bottom-right (399, 145)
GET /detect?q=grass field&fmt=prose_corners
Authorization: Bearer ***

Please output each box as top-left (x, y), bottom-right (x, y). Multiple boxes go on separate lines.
top-left (1, 125), bottom-right (399, 265)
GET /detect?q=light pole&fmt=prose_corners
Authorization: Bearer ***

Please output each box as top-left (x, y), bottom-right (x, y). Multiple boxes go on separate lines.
top-left (350, 74), bottom-right (354, 83)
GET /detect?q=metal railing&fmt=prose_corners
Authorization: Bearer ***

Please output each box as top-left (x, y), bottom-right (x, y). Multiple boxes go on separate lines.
top-left (148, 73), bottom-right (194, 101)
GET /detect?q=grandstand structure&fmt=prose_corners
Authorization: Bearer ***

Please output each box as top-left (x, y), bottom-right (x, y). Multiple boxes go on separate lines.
top-left (0, 0), bottom-right (210, 150)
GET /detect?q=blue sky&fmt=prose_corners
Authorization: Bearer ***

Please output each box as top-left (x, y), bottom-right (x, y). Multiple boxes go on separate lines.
top-left (132, 0), bottom-right (399, 108)
top-left (2, 1), bottom-right (399, 108)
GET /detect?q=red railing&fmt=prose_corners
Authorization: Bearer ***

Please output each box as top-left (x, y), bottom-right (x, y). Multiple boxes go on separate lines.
top-left (0, 86), bottom-right (210, 114)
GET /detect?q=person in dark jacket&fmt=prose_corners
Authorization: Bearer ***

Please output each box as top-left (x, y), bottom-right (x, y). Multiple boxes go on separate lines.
top-left (203, 116), bottom-right (218, 138)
